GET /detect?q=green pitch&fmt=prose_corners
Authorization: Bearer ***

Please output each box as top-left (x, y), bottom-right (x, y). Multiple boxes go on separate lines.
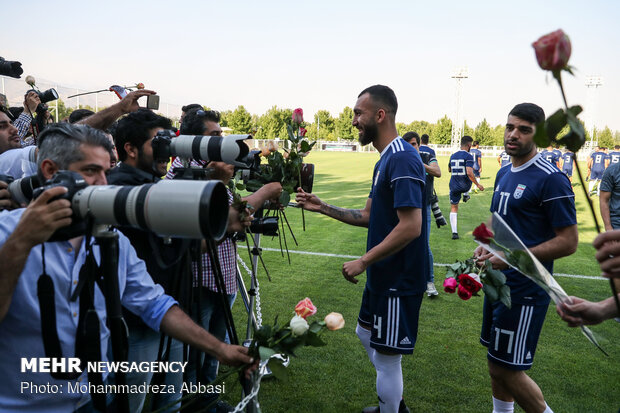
top-left (224, 151), bottom-right (619, 413)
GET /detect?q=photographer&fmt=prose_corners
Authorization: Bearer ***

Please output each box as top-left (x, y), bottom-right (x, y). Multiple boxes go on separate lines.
top-left (404, 131), bottom-right (442, 298)
top-left (167, 107), bottom-right (281, 412)
top-left (13, 90), bottom-right (42, 145)
top-left (107, 109), bottom-right (191, 412)
top-left (0, 123), bottom-right (255, 413)
top-left (0, 110), bottom-right (21, 155)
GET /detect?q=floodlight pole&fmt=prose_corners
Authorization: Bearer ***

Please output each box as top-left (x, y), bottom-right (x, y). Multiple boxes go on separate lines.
top-left (585, 75), bottom-right (603, 151)
top-left (450, 67), bottom-right (468, 150)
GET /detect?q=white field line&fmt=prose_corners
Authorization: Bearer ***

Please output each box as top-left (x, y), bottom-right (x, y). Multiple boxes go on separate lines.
top-left (260, 247), bottom-right (606, 281)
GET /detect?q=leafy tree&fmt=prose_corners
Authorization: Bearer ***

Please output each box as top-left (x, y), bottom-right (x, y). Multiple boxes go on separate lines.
top-left (474, 119), bottom-right (494, 146)
top-left (256, 106), bottom-right (293, 140)
top-left (492, 124), bottom-right (505, 146)
top-left (228, 105), bottom-right (253, 134)
top-left (335, 106), bottom-right (357, 140)
top-left (463, 121), bottom-right (474, 138)
top-left (597, 126), bottom-right (614, 149)
top-left (312, 110), bottom-right (335, 141)
top-left (219, 109), bottom-right (232, 128)
top-left (434, 115), bottom-right (453, 144)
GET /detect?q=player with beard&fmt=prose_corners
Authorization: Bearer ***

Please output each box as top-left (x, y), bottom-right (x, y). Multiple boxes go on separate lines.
top-left (474, 103), bottom-right (577, 413)
top-left (297, 85), bottom-right (426, 413)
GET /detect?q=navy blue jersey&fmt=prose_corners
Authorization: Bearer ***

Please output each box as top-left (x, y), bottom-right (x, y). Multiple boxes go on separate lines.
top-left (591, 151), bottom-right (608, 173)
top-left (561, 152), bottom-right (575, 174)
top-left (491, 154), bottom-right (576, 305)
top-left (449, 150), bottom-right (474, 192)
top-left (367, 137), bottom-right (427, 296)
top-left (471, 148), bottom-right (482, 171)
top-left (499, 151), bottom-right (511, 167)
top-left (540, 149), bottom-right (560, 166)
top-left (552, 149), bottom-right (562, 163)
top-left (608, 151), bottom-right (620, 165)
top-left (419, 145), bottom-right (436, 158)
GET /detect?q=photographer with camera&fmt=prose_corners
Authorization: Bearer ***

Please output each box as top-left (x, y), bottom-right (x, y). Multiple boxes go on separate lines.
top-left (13, 90), bottom-right (42, 144)
top-left (0, 123), bottom-right (255, 413)
top-left (167, 107), bottom-right (282, 412)
top-left (404, 131), bottom-right (443, 298)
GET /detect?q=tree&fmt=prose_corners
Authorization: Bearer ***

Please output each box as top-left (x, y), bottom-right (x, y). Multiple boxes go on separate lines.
top-left (219, 109), bottom-right (232, 128)
top-left (310, 110), bottom-right (335, 141)
top-left (463, 120), bottom-right (474, 138)
top-left (597, 126), bottom-right (614, 149)
top-left (474, 119), bottom-right (494, 146)
top-left (255, 106), bottom-right (292, 139)
top-left (228, 105), bottom-right (253, 134)
top-left (335, 106), bottom-right (357, 140)
top-left (433, 115), bottom-right (453, 144)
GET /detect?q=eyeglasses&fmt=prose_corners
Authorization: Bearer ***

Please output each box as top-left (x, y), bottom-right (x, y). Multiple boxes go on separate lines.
top-left (196, 109), bottom-right (220, 118)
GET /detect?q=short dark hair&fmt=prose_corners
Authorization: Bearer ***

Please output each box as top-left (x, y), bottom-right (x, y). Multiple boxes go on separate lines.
top-left (68, 109), bottom-right (95, 124)
top-left (37, 123), bottom-right (113, 180)
top-left (508, 103), bottom-right (545, 124)
top-left (358, 85), bottom-right (398, 116)
top-left (402, 131), bottom-right (420, 146)
top-left (182, 103), bottom-right (203, 113)
top-left (113, 108), bottom-right (172, 162)
top-left (461, 135), bottom-right (474, 146)
top-left (180, 108), bottom-right (221, 135)
top-left (615, 145), bottom-right (620, 150)
top-left (473, 140), bottom-right (479, 146)
top-left (421, 134), bottom-right (430, 144)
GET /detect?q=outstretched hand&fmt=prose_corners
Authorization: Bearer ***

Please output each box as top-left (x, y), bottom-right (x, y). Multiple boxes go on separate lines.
top-left (295, 188), bottom-right (322, 212)
top-left (556, 296), bottom-right (607, 327)
top-left (118, 89), bottom-right (156, 114)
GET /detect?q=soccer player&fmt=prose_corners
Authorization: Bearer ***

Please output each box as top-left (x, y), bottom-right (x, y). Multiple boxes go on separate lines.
top-left (560, 149), bottom-right (576, 182)
top-left (498, 150), bottom-right (511, 168)
top-left (474, 103), bottom-right (578, 413)
top-left (587, 146), bottom-right (609, 195)
top-left (608, 145), bottom-right (620, 166)
top-left (448, 136), bottom-right (484, 239)
top-left (539, 145), bottom-right (560, 167)
top-left (419, 133), bottom-right (435, 158)
top-left (297, 85), bottom-right (426, 413)
top-left (470, 140), bottom-right (483, 193)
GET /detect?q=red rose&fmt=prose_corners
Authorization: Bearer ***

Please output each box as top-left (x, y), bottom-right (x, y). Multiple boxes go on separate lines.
top-left (292, 108), bottom-right (304, 124)
top-left (532, 30), bottom-right (571, 72)
top-left (457, 284), bottom-right (472, 301)
top-left (299, 127), bottom-right (307, 137)
top-left (472, 223), bottom-right (493, 244)
top-left (294, 297), bottom-right (317, 319)
top-left (443, 277), bottom-right (457, 294)
top-left (457, 273), bottom-right (483, 294)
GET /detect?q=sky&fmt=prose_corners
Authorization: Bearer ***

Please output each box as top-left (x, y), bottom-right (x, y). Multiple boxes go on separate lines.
top-left (3, 0), bottom-right (619, 131)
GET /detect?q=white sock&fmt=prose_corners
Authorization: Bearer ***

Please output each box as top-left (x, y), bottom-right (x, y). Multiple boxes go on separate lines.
top-left (589, 180), bottom-right (596, 193)
top-left (492, 396), bottom-right (514, 413)
top-left (374, 352), bottom-right (402, 413)
top-left (356, 323), bottom-right (374, 366)
top-left (450, 212), bottom-right (458, 233)
top-left (543, 402), bottom-right (554, 413)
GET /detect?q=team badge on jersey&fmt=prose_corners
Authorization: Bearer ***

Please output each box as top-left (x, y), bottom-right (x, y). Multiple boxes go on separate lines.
top-left (514, 184), bottom-right (526, 199)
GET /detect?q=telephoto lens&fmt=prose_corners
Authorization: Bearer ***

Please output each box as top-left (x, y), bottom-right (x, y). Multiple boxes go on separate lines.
top-left (8, 175), bottom-right (41, 205)
top-left (431, 201), bottom-right (447, 228)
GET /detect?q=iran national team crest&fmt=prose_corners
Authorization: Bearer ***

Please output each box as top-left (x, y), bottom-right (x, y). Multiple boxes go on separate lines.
top-left (514, 184), bottom-right (526, 199)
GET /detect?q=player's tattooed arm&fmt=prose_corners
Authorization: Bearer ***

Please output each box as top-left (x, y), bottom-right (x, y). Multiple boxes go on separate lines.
top-left (320, 198), bottom-right (371, 227)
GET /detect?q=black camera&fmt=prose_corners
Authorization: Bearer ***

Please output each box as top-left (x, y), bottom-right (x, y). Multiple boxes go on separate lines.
top-left (250, 216), bottom-right (279, 236)
top-left (32, 171), bottom-right (230, 242)
top-left (429, 191), bottom-right (447, 228)
top-left (0, 57), bottom-right (23, 79)
top-left (0, 174), bottom-right (14, 184)
top-left (26, 88), bottom-right (59, 104)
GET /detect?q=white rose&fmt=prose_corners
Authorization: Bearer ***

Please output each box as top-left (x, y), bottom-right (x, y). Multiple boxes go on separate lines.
top-left (25, 75), bottom-right (36, 86)
top-left (289, 315), bottom-right (309, 336)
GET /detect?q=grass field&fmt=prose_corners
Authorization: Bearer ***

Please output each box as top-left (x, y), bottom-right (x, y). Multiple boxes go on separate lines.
top-left (222, 151), bottom-right (619, 413)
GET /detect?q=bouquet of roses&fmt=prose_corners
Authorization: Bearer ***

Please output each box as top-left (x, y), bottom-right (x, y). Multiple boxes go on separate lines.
top-left (474, 213), bottom-right (607, 355)
top-left (443, 257), bottom-right (511, 308)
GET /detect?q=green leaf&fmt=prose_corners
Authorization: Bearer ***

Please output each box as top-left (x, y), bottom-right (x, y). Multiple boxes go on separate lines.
top-left (259, 346), bottom-right (276, 361)
top-left (286, 124), bottom-right (296, 142)
top-left (533, 120), bottom-right (551, 148)
top-left (267, 359), bottom-right (289, 381)
top-left (235, 182), bottom-right (246, 191)
top-left (308, 321), bottom-right (324, 334)
top-left (300, 140), bottom-right (311, 152)
top-left (254, 325), bottom-right (272, 343)
top-left (482, 283), bottom-right (499, 302)
top-left (305, 331), bottom-right (327, 347)
top-left (279, 190), bottom-right (291, 205)
top-left (563, 106), bottom-right (586, 152)
top-left (450, 263), bottom-right (461, 271)
top-left (499, 285), bottom-right (512, 309)
top-left (245, 179), bottom-right (264, 192)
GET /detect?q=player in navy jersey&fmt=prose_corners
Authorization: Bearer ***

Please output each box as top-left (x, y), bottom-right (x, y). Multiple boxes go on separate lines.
top-left (587, 146), bottom-right (609, 195)
top-left (469, 141), bottom-right (483, 194)
top-left (419, 133), bottom-right (435, 157)
top-left (296, 85), bottom-right (425, 413)
top-left (497, 150), bottom-right (511, 168)
top-left (560, 149), bottom-right (576, 181)
top-left (607, 145), bottom-right (620, 166)
top-left (539, 145), bottom-right (560, 167)
top-left (448, 136), bottom-right (484, 239)
top-left (474, 103), bottom-right (578, 413)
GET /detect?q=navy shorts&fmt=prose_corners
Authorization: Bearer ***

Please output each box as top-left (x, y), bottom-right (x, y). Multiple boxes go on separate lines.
top-left (480, 297), bottom-right (548, 370)
top-left (562, 168), bottom-right (573, 177)
top-left (358, 287), bottom-right (423, 355)
top-left (449, 188), bottom-right (470, 204)
top-left (473, 169), bottom-right (481, 178)
top-left (590, 170), bottom-right (604, 180)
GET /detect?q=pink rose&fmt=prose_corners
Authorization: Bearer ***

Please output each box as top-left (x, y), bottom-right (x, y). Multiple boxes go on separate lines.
top-left (443, 277), bottom-right (457, 294)
top-left (299, 127), bottom-right (307, 137)
top-left (292, 108), bottom-right (304, 124)
top-left (294, 297), bottom-right (317, 319)
top-left (324, 312), bottom-right (345, 330)
top-left (532, 29), bottom-right (571, 72)
top-left (457, 284), bottom-right (473, 301)
top-left (457, 273), bottom-right (483, 294)
top-left (472, 223), bottom-right (494, 244)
